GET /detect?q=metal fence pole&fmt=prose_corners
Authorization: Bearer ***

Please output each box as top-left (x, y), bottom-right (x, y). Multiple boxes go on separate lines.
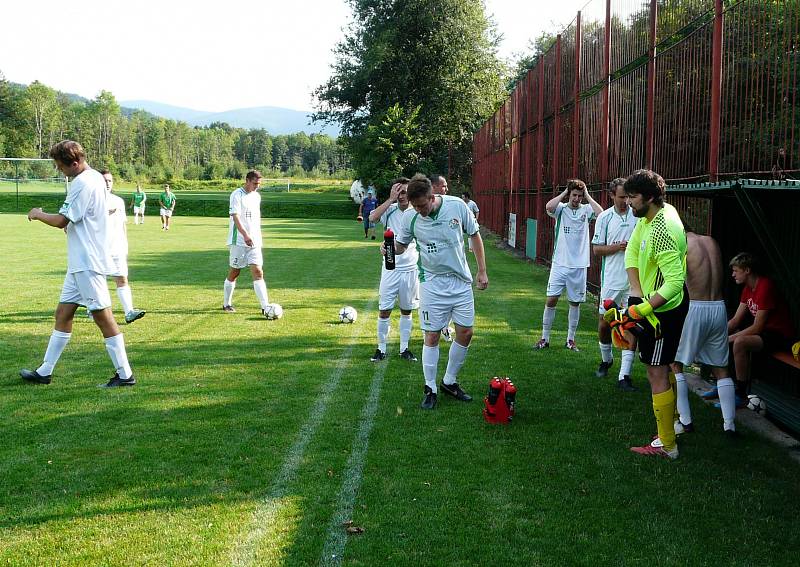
top-left (599, 0), bottom-right (612, 184)
top-left (572, 11), bottom-right (582, 179)
top-left (646, 0), bottom-right (658, 169)
top-left (708, 0), bottom-right (724, 181)
top-left (553, 35), bottom-right (562, 188)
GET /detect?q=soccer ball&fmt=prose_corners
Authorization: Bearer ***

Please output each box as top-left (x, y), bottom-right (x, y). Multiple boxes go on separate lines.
top-left (339, 306), bottom-right (357, 323)
top-left (263, 303), bottom-right (284, 320)
top-left (747, 394), bottom-right (767, 414)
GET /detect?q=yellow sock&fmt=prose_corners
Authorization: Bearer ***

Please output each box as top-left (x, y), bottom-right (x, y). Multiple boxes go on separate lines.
top-left (653, 389), bottom-right (677, 451)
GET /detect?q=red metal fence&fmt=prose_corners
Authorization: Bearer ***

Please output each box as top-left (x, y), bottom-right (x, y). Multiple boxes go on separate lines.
top-left (473, 0), bottom-right (799, 287)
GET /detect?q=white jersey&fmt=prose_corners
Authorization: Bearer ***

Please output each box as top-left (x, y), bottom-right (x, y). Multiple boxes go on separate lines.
top-left (380, 203), bottom-right (418, 271)
top-left (228, 187), bottom-right (262, 247)
top-left (591, 205), bottom-right (636, 290)
top-left (397, 195), bottom-right (479, 283)
top-left (59, 168), bottom-right (111, 274)
top-left (466, 200), bottom-right (479, 217)
top-left (548, 202), bottom-right (595, 268)
top-left (107, 193), bottom-right (128, 258)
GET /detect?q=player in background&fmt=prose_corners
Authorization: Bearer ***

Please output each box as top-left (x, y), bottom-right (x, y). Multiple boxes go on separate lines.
top-left (462, 192), bottom-right (480, 252)
top-left (21, 141), bottom-right (135, 387)
top-left (359, 188), bottom-right (378, 239)
top-left (159, 184), bottom-right (176, 230)
top-left (535, 179), bottom-right (602, 351)
top-left (623, 169), bottom-right (688, 459)
top-left (222, 170), bottom-right (270, 315)
top-left (430, 174), bottom-right (455, 341)
top-left (395, 174), bottom-right (488, 410)
top-left (100, 170), bottom-right (146, 324)
top-left (130, 183), bottom-right (146, 224)
top-left (591, 178), bottom-right (637, 391)
top-left (670, 226), bottom-right (735, 435)
top-left (369, 177), bottom-right (419, 362)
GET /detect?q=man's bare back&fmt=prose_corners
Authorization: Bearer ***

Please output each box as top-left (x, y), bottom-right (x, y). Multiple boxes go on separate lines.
top-left (685, 232), bottom-right (724, 301)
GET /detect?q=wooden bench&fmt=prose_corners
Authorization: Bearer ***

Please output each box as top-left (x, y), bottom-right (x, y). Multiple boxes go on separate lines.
top-left (751, 349), bottom-right (800, 435)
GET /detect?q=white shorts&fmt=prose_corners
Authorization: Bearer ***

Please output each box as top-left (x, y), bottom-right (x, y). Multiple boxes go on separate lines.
top-left (379, 268), bottom-right (419, 311)
top-left (419, 274), bottom-right (474, 332)
top-left (107, 255), bottom-right (129, 278)
top-left (598, 287), bottom-right (630, 314)
top-left (229, 245), bottom-right (263, 268)
top-left (160, 208), bottom-right (173, 217)
top-left (546, 265), bottom-right (587, 303)
top-left (675, 300), bottom-right (729, 367)
top-left (60, 270), bottom-right (112, 312)
top-left (133, 205), bottom-right (145, 215)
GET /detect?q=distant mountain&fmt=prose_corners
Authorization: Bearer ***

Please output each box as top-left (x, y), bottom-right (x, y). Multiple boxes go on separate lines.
top-left (121, 100), bottom-right (339, 137)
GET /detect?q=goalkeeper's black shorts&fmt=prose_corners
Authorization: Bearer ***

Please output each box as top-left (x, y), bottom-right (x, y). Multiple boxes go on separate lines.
top-left (630, 288), bottom-right (689, 366)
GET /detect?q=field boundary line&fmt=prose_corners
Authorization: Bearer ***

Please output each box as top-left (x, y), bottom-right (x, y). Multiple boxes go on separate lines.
top-left (229, 296), bottom-right (377, 567)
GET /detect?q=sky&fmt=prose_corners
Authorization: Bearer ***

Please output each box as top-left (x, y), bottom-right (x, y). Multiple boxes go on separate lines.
top-left (0, 0), bottom-right (590, 113)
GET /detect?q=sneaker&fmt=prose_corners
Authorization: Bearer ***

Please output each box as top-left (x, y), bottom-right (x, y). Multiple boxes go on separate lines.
top-left (565, 340), bottom-right (580, 352)
top-left (674, 420), bottom-right (695, 435)
top-left (125, 309), bottom-right (146, 324)
top-left (617, 376), bottom-right (638, 392)
top-left (630, 439), bottom-right (679, 460)
top-left (99, 373), bottom-right (136, 388)
top-left (724, 428), bottom-right (740, 439)
top-left (420, 386), bottom-right (437, 409)
top-left (713, 396), bottom-right (746, 410)
top-left (534, 338), bottom-right (549, 350)
top-left (222, 305), bottom-right (236, 313)
top-left (700, 387), bottom-right (719, 400)
top-left (440, 381), bottom-right (472, 402)
top-left (20, 369), bottom-right (52, 385)
top-left (370, 349), bottom-right (387, 362)
top-left (399, 349), bottom-right (418, 361)
top-left (441, 326), bottom-right (455, 342)
top-left (596, 360), bottom-right (613, 378)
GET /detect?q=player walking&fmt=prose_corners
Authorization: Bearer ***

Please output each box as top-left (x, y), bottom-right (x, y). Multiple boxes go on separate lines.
top-left (369, 177), bottom-right (419, 362)
top-left (20, 141), bottom-right (135, 387)
top-left (222, 170), bottom-right (270, 315)
top-left (395, 174), bottom-right (488, 410)
top-left (159, 184), bottom-right (176, 230)
top-left (130, 183), bottom-right (146, 224)
top-left (535, 179), bottom-right (602, 351)
top-left (591, 178), bottom-right (637, 391)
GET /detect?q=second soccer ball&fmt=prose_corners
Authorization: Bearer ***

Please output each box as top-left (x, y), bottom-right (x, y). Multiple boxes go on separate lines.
top-left (339, 306), bottom-right (357, 323)
top-left (264, 303), bottom-right (284, 320)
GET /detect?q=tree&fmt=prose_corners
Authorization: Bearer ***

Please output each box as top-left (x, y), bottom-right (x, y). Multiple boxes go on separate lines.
top-left (506, 32), bottom-right (557, 91)
top-left (25, 81), bottom-right (58, 157)
top-left (313, 0), bottom-right (505, 187)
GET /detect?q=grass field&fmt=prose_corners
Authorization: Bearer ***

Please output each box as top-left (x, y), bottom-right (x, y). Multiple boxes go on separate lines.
top-left (1, 213), bottom-right (799, 566)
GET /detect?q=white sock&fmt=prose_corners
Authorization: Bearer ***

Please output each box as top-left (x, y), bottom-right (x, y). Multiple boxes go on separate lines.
top-left (117, 285), bottom-right (134, 315)
top-left (443, 341), bottom-right (469, 385)
top-left (399, 314), bottom-right (412, 352)
top-left (717, 377), bottom-right (737, 431)
top-left (619, 349), bottom-right (635, 379)
top-left (37, 330), bottom-right (71, 376)
top-left (567, 304), bottom-right (580, 342)
top-left (104, 333), bottom-right (132, 379)
top-left (422, 345), bottom-right (439, 392)
top-left (542, 306), bottom-right (556, 341)
top-left (675, 372), bottom-right (692, 425)
top-left (599, 342), bottom-right (613, 363)
top-left (224, 279), bottom-right (236, 307)
top-left (377, 317), bottom-right (391, 353)
top-left (253, 279), bottom-right (269, 309)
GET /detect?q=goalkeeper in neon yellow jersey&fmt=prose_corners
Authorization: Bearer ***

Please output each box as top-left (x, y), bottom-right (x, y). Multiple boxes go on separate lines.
top-left (623, 169), bottom-right (689, 459)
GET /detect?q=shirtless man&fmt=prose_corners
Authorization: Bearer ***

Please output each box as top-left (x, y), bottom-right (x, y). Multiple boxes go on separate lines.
top-left (670, 227), bottom-right (737, 435)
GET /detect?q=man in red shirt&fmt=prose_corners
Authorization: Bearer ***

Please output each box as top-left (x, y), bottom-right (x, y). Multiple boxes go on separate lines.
top-left (728, 252), bottom-right (796, 399)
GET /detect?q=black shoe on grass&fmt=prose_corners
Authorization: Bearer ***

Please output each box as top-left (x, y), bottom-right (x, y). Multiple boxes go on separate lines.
top-left (399, 349), bottom-right (418, 361)
top-left (99, 373), bottom-right (136, 388)
top-left (596, 360), bottom-right (613, 378)
top-left (20, 369), bottom-right (51, 385)
top-left (440, 381), bottom-right (472, 402)
top-left (420, 386), bottom-right (437, 409)
top-left (370, 349), bottom-right (387, 362)
top-left (617, 376), bottom-right (638, 392)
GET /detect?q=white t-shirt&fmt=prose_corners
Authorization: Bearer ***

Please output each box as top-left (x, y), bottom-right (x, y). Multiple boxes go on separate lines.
top-left (380, 203), bottom-right (418, 272)
top-left (59, 168), bottom-right (111, 274)
top-left (548, 202), bottom-right (595, 268)
top-left (396, 195), bottom-right (479, 283)
top-left (107, 193), bottom-right (128, 258)
top-left (591, 205), bottom-right (636, 290)
top-left (466, 200), bottom-right (479, 217)
top-left (228, 188), bottom-right (262, 247)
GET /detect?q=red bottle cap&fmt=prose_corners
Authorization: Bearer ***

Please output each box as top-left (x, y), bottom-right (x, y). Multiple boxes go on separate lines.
top-left (384, 229), bottom-right (394, 238)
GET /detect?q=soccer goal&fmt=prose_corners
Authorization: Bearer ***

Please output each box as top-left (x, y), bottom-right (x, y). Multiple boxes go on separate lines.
top-left (0, 157), bottom-right (68, 209)
top-left (259, 178), bottom-right (292, 193)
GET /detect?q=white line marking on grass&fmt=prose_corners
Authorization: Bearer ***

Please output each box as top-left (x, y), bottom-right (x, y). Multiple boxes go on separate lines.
top-left (319, 352), bottom-right (388, 566)
top-left (230, 297), bottom-right (376, 567)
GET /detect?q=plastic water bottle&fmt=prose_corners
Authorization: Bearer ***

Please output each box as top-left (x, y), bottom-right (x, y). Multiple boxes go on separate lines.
top-left (384, 229), bottom-right (396, 270)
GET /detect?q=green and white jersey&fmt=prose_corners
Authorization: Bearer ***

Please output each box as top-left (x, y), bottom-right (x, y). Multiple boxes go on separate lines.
top-left (396, 195), bottom-right (479, 283)
top-left (159, 191), bottom-right (176, 209)
top-left (548, 202), bottom-right (595, 268)
top-left (132, 191), bottom-right (146, 206)
top-left (591, 205), bottom-right (635, 290)
top-left (228, 187), bottom-right (262, 247)
top-left (380, 203), bottom-right (418, 271)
